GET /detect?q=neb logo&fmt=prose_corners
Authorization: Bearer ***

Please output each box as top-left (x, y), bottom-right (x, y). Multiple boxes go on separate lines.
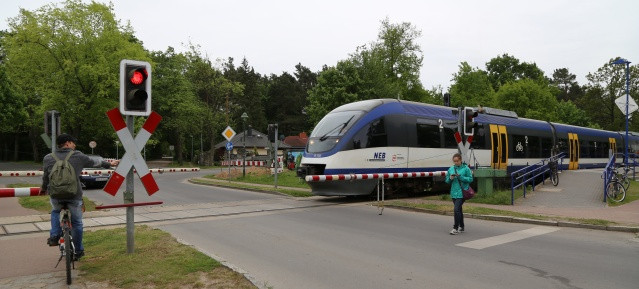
top-left (373, 152), bottom-right (386, 159)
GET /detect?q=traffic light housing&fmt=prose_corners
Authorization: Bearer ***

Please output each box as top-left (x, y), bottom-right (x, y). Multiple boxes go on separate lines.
top-left (120, 60), bottom-right (151, 116)
top-left (463, 107), bottom-right (478, 136)
top-left (268, 124), bottom-right (278, 142)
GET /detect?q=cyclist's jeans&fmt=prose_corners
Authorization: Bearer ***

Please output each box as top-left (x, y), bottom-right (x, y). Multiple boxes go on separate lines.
top-left (50, 198), bottom-right (84, 252)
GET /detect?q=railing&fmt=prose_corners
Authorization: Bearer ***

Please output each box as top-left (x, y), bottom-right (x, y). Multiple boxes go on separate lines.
top-left (510, 153), bottom-right (565, 205)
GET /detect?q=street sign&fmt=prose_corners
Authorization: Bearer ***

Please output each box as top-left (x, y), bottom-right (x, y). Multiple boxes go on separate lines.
top-left (89, 141), bottom-right (97, 148)
top-left (222, 126), bottom-right (236, 141)
top-left (615, 96), bottom-right (638, 116)
top-left (226, 142), bottom-right (233, 151)
top-left (104, 108), bottom-right (162, 196)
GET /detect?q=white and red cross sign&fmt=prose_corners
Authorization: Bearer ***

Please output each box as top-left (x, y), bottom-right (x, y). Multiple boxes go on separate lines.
top-left (454, 131), bottom-right (473, 165)
top-left (104, 108), bottom-right (162, 196)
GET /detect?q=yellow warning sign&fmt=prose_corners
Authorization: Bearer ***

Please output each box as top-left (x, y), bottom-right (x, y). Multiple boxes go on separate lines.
top-left (222, 126), bottom-right (236, 141)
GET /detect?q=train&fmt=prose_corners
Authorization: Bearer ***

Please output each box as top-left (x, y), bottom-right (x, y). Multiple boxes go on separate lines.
top-left (296, 99), bottom-right (639, 196)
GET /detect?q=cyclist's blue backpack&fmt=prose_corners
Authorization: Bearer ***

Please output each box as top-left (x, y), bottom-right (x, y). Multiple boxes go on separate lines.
top-left (49, 151), bottom-right (78, 199)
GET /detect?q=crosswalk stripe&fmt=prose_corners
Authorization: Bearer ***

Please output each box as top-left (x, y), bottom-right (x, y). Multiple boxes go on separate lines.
top-left (456, 226), bottom-right (560, 250)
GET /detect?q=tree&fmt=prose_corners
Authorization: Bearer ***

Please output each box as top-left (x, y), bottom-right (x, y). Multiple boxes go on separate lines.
top-left (306, 18), bottom-right (426, 126)
top-left (0, 41), bottom-right (29, 160)
top-left (223, 57), bottom-right (267, 133)
top-left (151, 47), bottom-right (206, 165)
top-left (185, 50), bottom-right (243, 164)
top-left (495, 79), bottom-right (558, 121)
top-left (486, 54), bottom-right (547, 91)
top-left (551, 68), bottom-right (584, 102)
top-left (448, 62), bottom-right (496, 108)
top-left (2, 0), bottom-right (148, 160)
top-left (577, 58), bottom-right (639, 131)
top-left (555, 100), bottom-right (596, 128)
top-left (306, 60), bottom-right (362, 125)
top-left (264, 72), bottom-right (308, 135)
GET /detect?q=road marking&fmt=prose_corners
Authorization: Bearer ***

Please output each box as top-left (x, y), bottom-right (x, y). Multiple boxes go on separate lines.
top-left (456, 226), bottom-right (560, 250)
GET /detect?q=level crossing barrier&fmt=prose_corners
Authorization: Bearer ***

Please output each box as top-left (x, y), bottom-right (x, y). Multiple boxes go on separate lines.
top-left (0, 168), bottom-right (200, 177)
top-left (305, 171), bottom-right (447, 215)
top-left (510, 153), bottom-right (565, 205)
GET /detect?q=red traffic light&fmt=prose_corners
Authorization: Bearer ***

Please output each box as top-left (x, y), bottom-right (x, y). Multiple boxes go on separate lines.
top-left (129, 68), bottom-right (147, 85)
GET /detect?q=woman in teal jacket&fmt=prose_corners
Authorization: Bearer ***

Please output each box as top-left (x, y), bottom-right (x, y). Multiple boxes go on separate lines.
top-left (445, 153), bottom-right (473, 235)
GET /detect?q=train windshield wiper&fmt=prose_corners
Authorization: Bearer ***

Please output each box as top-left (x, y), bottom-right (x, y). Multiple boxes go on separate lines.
top-left (319, 115), bottom-right (355, 142)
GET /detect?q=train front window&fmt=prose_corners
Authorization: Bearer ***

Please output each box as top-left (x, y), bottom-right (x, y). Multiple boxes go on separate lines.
top-left (308, 111), bottom-right (363, 153)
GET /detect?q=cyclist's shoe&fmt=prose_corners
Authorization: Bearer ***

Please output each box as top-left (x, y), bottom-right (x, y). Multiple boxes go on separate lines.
top-left (47, 236), bottom-right (60, 247)
top-left (73, 251), bottom-right (84, 261)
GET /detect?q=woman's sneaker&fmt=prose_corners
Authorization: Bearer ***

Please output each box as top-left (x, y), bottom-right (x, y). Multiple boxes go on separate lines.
top-left (449, 229), bottom-right (459, 235)
top-left (459, 227), bottom-right (464, 233)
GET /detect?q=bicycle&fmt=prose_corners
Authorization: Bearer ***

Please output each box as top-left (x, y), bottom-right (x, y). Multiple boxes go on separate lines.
top-left (606, 168), bottom-right (627, 203)
top-left (54, 204), bottom-right (76, 285)
top-left (548, 159), bottom-right (559, 186)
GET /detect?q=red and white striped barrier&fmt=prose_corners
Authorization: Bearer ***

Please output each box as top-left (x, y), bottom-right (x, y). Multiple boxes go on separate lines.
top-left (305, 171), bottom-right (447, 182)
top-left (0, 168), bottom-right (201, 177)
top-left (0, 187), bottom-right (40, 198)
top-left (221, 161), bottom-right (267, 167)
top-left (0, 171), bottom-right (43, 177)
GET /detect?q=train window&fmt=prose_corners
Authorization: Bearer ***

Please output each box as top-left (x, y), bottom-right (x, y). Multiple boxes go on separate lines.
top-left (350, 117), bottom-right (387, 149)
top-left (443, 122), bottom-right (458, 148)
top-left (310, 111), bottom-right (363, 139)
top-left (416, 119), bottom-right (441, 148)
top-left (580, 140), bottom-right (589, 158)
top-left (528, 136), bottom-right (541, 158)
top-left (541, 137), bottom-right (553, 157)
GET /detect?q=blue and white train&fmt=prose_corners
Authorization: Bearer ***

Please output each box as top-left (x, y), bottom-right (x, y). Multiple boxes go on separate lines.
top-left (296, 99), bottom-right (639, 196)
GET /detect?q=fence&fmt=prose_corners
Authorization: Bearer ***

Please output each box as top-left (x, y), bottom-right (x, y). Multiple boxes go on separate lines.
top-left (510, 152), bottom-right (565, 205)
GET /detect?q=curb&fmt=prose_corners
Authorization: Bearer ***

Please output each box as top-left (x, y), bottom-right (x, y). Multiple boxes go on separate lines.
top-left (384, 205), bottom-right (639, 233)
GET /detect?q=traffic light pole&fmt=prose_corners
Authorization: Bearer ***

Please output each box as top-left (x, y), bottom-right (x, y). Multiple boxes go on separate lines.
top-left (125, 115), bottom-right (135, 254)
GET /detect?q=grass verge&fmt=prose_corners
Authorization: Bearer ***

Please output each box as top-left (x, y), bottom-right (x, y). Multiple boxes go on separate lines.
top-left (207, 168), bottom-right (310, 189)
top-left (80, 225), bottom-right (255, 288)
top-left (387, 200), bottom-right (618, 226)
top-left (607, 179), bottom-right (639, 206)
top-left (192, 178), bottom-right (313, 197)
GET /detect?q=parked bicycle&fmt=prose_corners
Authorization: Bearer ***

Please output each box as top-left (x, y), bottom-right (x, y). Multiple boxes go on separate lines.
top-left (606, 167), bottom-right (627, 203)
top-left (54, 205), bottom-right (76, 285)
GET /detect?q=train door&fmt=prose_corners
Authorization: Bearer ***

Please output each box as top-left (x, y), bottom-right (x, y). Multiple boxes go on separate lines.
top-left (568, 133), bottom-right (579, 169)
top-left (609, 137), bottom-right (617, 158)
top-left (489, 124), bottom-right (508, 169)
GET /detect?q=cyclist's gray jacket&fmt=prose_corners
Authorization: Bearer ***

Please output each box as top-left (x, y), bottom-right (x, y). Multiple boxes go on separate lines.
top-left (41, 148), bottom-right (112, 200)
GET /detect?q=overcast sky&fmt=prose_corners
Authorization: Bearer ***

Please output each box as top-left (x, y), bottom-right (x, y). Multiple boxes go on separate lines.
top-left (1, 0), bottom-right (638, 91)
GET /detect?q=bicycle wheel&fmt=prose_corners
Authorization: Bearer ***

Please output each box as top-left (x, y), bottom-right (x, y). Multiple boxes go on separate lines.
top-left (606, 181), bottom-right (626, 203)
top-left (551, 171), bottom-right (559, 186)
top-left (64, 228), bottom-right (72, 285)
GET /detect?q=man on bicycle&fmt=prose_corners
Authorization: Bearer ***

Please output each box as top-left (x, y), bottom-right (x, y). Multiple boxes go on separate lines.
top-left (39, 134), bottom-right (119, 260)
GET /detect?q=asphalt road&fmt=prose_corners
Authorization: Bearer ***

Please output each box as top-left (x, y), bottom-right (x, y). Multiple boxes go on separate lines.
top-left (160, 204), bottom-right (639, 289)
top-left (2, 163), bottom-right (638, 288)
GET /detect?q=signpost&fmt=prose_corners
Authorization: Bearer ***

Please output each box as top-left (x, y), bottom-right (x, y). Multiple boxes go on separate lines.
top-left (89, 140), bottom-right (97, 154)
top-left (222, 127), bottom-right (236, 181)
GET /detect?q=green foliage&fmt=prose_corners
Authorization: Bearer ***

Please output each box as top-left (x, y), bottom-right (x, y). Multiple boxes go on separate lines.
top-left (577, 58), bottom-right (639, 131)
top-left (555, 100), bottom-right (596, 127)
top-left (495, 79), bottom-right (558, 121)
top-left (486, 53), bottom-right (547, 91)
top-left (306, 18), bottom-right (426, 126)
top-left (449, 62), bottom-right (496, 107)
top-left (2, 0), bottom-right (149, 159)
top-left (81, 226), bottom-right (231, 288)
